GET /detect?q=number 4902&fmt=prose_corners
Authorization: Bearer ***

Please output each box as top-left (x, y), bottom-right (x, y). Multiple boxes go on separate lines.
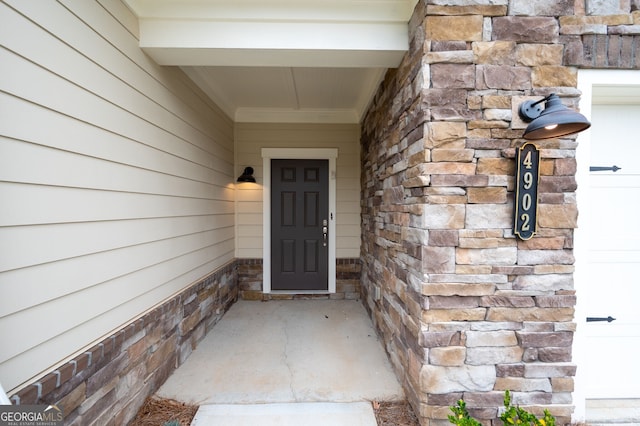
top-left (514, 143), bottom-right (539, 240)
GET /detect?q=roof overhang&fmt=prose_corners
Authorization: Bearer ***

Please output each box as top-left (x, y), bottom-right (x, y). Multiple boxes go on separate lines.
top-left (123, 0), bottom-right (418, 122)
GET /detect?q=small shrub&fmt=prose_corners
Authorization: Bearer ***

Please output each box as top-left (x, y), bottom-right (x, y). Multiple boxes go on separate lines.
top-left (500, 390), bottom-right (555, 426)
top-left (448, 399), bottom-right (482, 426)
top-left (448, 391), bottom-right (556, 426)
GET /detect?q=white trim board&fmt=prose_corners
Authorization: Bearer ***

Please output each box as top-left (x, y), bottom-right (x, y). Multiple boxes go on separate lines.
top-left (261, 148), bottom-right (338, 294)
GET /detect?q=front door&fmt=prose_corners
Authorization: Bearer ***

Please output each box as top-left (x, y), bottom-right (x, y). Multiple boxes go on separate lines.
top-left (271, 159), bottom-right (329, 291)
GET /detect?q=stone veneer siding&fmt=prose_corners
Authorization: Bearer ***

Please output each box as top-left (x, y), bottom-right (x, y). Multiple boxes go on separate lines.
top-left (8, 262), bottom-right (237, 425)
top-left (562, 1), bottom-right (640, 68)
top-left (360, 1), bottom-right (639, 425)
top-left (238, 258), bottom-right (362, 300)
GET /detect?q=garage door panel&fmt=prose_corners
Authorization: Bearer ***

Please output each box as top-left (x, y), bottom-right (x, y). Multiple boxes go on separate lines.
top-left (585, 102), bottom-right (640, 400)
top-left (584, 337), bottom-right (640, 397)
top-left (589, 185), bottom-right (640, 238)
top-left (589, 250), bottom-right (640, 262)
top-left (591, 176), bottom-right (640, 187)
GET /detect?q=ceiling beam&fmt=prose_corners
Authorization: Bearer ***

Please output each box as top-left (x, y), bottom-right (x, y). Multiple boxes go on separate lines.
top-left (124, 0), bottom-right (416, 67)
top-left (138, 20), bottom-right (409, 67)
top-left (124, 0), bottom-right (417, 22)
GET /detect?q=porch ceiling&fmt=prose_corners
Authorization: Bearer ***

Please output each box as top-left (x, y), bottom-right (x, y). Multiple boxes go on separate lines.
top-left (123, 0), bottom-right (418, 123)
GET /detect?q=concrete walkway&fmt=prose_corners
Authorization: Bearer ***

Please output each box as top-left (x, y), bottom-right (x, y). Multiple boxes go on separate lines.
top-left (156, 299), bottom-right (404, 425)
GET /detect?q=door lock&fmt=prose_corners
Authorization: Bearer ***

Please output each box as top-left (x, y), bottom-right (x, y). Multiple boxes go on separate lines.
top-left (322, 219), bottom-right (328, 247)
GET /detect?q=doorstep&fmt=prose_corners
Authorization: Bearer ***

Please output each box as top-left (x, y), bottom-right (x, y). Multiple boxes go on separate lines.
top-left (191, 402), bottom-right (377, 426)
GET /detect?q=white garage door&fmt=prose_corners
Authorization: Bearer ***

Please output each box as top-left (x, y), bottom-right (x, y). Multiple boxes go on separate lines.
top-left (584, 102), bottom-right (640, 398)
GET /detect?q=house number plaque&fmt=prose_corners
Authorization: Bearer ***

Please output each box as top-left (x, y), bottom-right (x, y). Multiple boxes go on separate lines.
top-left (514, 143), bottom-right (540, 240)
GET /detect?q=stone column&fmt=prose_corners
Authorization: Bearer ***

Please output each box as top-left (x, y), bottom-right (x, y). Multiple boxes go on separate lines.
top-left (361, 2), bottom-right (581, 425)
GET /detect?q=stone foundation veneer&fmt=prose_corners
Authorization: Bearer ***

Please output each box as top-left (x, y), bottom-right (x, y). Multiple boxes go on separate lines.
top-left (238, 258), bottom-right (362, 300)
top-left (8, 262), bottom-right (238, 425)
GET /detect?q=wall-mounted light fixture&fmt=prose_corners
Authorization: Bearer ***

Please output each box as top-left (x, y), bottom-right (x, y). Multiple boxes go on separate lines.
top-left (518, 93), bottom-right (591, 140)
top-left (237, 166), bottom-right (256, 183)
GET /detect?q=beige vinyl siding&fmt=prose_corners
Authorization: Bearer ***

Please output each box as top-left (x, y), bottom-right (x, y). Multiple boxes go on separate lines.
top-left (234, 123), bottom-right (361, 259)
top-left (0, 0), bottom-right (234, 392)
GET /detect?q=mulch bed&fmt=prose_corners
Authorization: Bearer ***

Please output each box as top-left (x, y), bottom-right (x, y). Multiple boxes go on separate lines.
top-left (131, 396), bottom-right (419, 426)
top-left (130, 397), bottom-right (198, 426)
top-left (373, 400), bottom-right (420, 425)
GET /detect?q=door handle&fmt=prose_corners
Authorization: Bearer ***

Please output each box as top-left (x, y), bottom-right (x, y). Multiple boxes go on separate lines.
top-left (322, 219), bottom-right (328, 247)
top-left (586, 316), bottom-right (616, 322)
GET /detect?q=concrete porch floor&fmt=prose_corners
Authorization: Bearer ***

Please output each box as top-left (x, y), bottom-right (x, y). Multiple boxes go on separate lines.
top-left (156, 299), bottom-right (404, 425)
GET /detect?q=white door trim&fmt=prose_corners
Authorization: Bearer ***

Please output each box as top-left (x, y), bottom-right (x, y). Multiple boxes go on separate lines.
top-left (261, 148), bottom-right (338, 294)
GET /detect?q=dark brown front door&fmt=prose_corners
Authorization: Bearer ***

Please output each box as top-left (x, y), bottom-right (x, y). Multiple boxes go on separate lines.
top-left (271, 159), bottom-right (329, 291)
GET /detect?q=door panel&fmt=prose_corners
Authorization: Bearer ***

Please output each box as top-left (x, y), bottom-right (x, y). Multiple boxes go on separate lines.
top-left (281, 192), bottom-right (296, 226)
top-left (305, 192), bottom-right (319, 227)
top-left (584, 104), bottom-right (640, 398)
top-left (304, 240), bottom-right (318, 272)
top-left (271, 159), bottom-right (328, 291)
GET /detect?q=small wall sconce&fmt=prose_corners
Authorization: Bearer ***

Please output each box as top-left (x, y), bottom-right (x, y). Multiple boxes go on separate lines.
top-left (237, 166), bottom-right (256, 183)
top-left (518, 93), bottom-right (591, 140)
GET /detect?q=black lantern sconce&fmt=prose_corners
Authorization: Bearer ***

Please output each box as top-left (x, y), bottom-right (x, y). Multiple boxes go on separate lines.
top-left (518, 93), bottom-right (591, 140)
top-left (237, 167), bottom-right (256, 183)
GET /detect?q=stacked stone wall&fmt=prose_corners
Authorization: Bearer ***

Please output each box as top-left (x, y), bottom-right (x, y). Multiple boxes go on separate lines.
top-left (360, 0), bottom-right (431, 414)
top-left (563, 1), bottom-right (640, 68)
top-left (238, 258), bottom-right (362, 300)
top-left (361, 1), bottom-right (637, 425)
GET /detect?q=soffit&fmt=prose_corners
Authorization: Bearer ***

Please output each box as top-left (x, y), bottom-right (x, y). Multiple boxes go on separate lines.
top-left (123, 0), bottom-right (418, 123)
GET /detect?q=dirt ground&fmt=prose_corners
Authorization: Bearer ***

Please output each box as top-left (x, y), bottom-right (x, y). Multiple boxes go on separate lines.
top-left (130, 397), bottom-right (420, 426)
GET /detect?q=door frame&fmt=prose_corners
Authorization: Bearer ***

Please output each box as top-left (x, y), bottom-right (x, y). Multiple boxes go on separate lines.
top-left (261, 148), bottom-right (337, 294)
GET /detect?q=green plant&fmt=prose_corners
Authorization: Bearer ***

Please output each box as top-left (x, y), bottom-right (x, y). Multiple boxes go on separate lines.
top-left (448, 391), bottom-right (556, 426)
top-left (448, 399), bottom-right (482, 426)
top-left (500, 390), bottom-right (555, 426)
